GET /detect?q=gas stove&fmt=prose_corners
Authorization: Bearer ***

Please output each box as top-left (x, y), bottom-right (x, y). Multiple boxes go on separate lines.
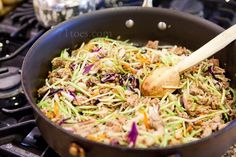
top-left (0, 0), bottom-right (236, 157)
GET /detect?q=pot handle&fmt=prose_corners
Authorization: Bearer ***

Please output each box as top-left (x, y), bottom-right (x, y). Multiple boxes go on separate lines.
top-left (142, 0), bottom-right (153, 7)
top-left (69, 142), bottom-right (85, 157)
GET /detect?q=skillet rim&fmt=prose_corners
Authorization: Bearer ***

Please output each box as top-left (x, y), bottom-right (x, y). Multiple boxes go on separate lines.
top-left (22, 6), bottom-right (235, 152)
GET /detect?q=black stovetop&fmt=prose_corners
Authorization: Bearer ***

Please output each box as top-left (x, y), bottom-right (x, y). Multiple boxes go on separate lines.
top-left (0, 0), bottom-right (235, 157)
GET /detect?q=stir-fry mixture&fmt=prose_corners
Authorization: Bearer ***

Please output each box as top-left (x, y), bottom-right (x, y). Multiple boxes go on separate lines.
top-left (37, 37), bottom-right (236, 148)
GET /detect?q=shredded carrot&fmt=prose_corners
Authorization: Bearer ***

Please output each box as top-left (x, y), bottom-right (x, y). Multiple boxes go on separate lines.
top-left (156, 61), bottom-right (163, 67)
top-left (142, 111), bottom-right (151, 129)
top-left (136, 54), bottom-right (150, 64)
top-left (186, 125), bottom-right (193, 132)
top-left (97, 133), bottom-right (107, 141)
top-left (79, 119), bottom-right (96, 125)
top-left (45, 111), bottom-right (54, 119)
top-left (190, 66), bottom-right (198, 72)
top-left (122, 62), bottom-right (137, 74)
top-left (87, 135), bottom-right (97, 141)
top-left (83, 43), bottom-right (96, 51)
top-left (91, 90), bottom-right (99, 96)
top-left (195, 120), bottom-right (203, 125)
top-left (87, 134), bottom-right (106, 142)
top-left (54, 102), bottom-right (59, 117)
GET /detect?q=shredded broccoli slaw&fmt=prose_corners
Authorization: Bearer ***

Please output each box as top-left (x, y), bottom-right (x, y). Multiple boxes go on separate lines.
top-left (37, 37), bottom-right (236, 148)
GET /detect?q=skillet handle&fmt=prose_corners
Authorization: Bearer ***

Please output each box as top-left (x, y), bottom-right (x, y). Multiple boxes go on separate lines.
top-left (69, 143), bottom-right (85, 157)
top-left (142, 0), bottom-right (153, 7)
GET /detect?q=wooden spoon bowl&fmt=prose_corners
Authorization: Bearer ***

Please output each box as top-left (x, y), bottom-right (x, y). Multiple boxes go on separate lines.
top-left (141, 24), bottom-right (236, 97)
top-left (141, 66), bottom-right (179, 97)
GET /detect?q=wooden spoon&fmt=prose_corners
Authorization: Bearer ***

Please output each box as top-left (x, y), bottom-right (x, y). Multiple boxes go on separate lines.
top-left (141, 24), bottom-right (236, 97)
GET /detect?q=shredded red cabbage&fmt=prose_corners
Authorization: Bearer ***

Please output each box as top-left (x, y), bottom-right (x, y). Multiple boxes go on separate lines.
top-left (127, 75), bottom-right (139, 91)
top-left (94, 99), bottom-right (100, 105)
top-left (83, 64), bottom-right (94, 75)
top-left (208, 66), bottom-right (214, 75)
top-left (68, 91), bottom-right (76, 98)
top-left (92, 47), bottom-right (102, 52)
top-left (208, 66), bottom-right (219, 81)
top-left (48, 88), bottom-right (63, 97)
top-left (101, 73), bottom-right (119, 83)
top-left (111, 139), bottom-right (120, 146)
top-left (70, 63), bottom-right (77, 71)
top-left (128, 122), bottom-right (138, 146)
top-left (180, 96), bottom-right (188, 109)
top-left (58, 117), bottom-right (71, 126)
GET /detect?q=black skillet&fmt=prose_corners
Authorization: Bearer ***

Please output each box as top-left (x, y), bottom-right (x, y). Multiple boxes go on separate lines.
top-left (21, 6), bottom-right (236, 157)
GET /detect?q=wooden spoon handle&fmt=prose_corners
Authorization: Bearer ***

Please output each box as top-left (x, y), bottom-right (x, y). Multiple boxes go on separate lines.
top-left (174, 24), bottom-right (236, 73)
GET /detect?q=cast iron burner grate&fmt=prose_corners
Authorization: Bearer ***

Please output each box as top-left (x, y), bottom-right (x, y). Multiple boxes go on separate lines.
top-left (0, 33), bottom-right (25, 59)
top-left (0, 0), bottom-right (43, 37)
top-left (0, 104), bottom-right (60, 157)
top-left (202, 0), bottom-right (236, 28)
top-left (0, 0), bottom-right (46, 63)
